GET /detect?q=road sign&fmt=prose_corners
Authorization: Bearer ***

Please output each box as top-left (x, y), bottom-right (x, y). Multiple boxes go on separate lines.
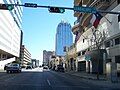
top-left (24, 3), bottom-right (37, 8)
top-left (85, 55), bottom-right (91, 61)
top-left (74, 6), bottom-right (96, 13)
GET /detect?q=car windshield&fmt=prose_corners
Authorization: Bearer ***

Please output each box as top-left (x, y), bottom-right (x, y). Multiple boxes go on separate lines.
top-left (12, 64), bottom-right (19, 66)
top-left (0, 0), bottom-right (120, 90)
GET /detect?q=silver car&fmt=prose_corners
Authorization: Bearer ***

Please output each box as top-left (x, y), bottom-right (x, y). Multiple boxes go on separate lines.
top-left (6, 63), bottom-right (21, 73)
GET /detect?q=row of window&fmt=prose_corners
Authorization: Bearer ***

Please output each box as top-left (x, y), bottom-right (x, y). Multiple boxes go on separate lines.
top-left (105, 37), bottom-right (120, 48)
top-left (77, 37), bottom-right (120, 56)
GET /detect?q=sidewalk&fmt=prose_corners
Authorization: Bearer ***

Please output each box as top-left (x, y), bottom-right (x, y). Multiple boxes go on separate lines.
top-left (0, 69), bottom-right (5, 72)
top-left (66, 71), bottom-right (120, 89)
top-left (66, 71), bottom-right (106, 80)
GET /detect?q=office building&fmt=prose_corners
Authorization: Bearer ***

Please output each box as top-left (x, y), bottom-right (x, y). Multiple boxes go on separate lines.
top-left (0, 0), bottom-right (23, 69)
top-left (21, 45), bottom-right (31, 67)
top-left (55, 20), bottom-right (73, 56)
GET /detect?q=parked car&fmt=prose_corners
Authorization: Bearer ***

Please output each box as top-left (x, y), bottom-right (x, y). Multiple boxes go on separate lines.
top-left (55, 65), bottom-right (64, 72)
top-left (6, 63), bottom-right (21, 73)
top-left (26, 65), bottom-right (32, 69)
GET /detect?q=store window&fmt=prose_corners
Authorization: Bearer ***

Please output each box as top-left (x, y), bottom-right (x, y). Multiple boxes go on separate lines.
top-left (117, 0), bottom-right (120, 4)
top-left (115, 56), bottom-right (120, 63)
top-left (105, 41), bottom-right (110, 47)
top-left (118, 14), bottom-right (120, 22)
top-left (115, 38), bottom-right (120, 45)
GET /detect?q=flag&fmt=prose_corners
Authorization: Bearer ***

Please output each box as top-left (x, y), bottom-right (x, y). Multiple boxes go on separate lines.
top-left (75, 31), bottom-right (80, 43)
top-left (90, 13), bottom-right (103, 28)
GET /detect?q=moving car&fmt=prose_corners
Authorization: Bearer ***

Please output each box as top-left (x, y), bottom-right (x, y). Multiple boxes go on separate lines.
top-left (43, 66), bottom-right (49, 71)
top-left (6, 63), bottom-right (21, 73)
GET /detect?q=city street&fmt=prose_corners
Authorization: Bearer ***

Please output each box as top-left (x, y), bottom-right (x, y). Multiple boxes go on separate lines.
top-left (0, 68), bottom-right (119, 90)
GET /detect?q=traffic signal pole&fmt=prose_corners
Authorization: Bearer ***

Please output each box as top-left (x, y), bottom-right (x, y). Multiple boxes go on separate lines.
top-left (1, 3), bottom-right (120, 15)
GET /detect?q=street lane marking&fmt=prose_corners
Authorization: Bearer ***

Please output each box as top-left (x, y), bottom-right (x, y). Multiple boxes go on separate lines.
top-left (47, 79), bottom-right (51, 86)
top-left (4, 75), bottom-right (16, 82)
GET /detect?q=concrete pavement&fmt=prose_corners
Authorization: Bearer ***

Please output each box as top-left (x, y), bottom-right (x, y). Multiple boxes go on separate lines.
top-left (0, 68), bottom-right (120, 90)
top-left (65, 71), bottom-right (120, 89)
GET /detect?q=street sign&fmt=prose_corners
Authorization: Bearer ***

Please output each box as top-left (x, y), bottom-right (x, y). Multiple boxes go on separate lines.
top-left (24, 3), bottom-right (37, 8)
top-left (74, 6), bottom-right (96, 13)
top-left (85, 55), bottom-right (91, 61)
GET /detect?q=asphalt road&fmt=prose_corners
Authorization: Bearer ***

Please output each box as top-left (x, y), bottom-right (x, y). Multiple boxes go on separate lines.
top-left (0, 68), bottom-right (119, 90)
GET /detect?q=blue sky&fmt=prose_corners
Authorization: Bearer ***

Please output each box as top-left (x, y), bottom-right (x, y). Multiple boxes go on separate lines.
top-left (22, 0), bottom-right (76, 65)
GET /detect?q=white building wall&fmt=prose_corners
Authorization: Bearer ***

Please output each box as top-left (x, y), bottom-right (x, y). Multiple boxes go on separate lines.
top-left (76, 28), bottom-right (95, 52)
top-left (0, 10), bottom-right (21, 57)
top-left (0, 0), bottom-right (23, 57)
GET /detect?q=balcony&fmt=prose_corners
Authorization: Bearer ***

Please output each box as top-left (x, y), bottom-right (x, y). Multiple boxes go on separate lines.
top-left (74, 0), bottom-right (82, 6)
top-left (81, 13), bottom-right (92, 27)
top-left (74, 0), bottom-right (89, 6)
top-left (89, 0), bottom-right (115, 10)
top-left (72, 23), bottom-right (79, 34)
top-left (74, 11), bottom-right (81, 17)
top-left (82, 0), bottom-right (91, 5)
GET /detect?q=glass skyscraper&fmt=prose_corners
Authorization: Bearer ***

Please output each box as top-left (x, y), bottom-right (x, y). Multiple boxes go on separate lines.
top-left (55, 20), bottom-right (73, 56)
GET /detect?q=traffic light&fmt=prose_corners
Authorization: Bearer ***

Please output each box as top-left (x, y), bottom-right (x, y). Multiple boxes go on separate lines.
top-left (0, 4), bottom-right (14, 11)
top-left (48, 7), bottom-right (65, 13)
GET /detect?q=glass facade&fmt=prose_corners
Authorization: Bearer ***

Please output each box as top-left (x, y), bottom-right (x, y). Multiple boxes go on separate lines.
top-left (55, 21), bottom-right (73, 56)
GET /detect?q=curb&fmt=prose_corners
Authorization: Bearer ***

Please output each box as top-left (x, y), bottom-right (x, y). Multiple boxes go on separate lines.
top-left (65, 72), bottom-right (106, 81)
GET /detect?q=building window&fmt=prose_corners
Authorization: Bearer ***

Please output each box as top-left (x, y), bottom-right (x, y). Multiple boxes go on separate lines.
top-left (83, 39), bottom-right (85, 43)
top-left (105, 41), bottom-right (110, 47)
top-left (115, 38), bottom-right (120, 45)
top-left (118, 14), bottom-right (120, 22)
top-left (78, 52), bottom-right (81, 56)
top-left (110, 40), bottom-right (113, 46)
top-left (82, 51), bottom-right (86, 55)
top-left (117, 0), bottom-right (120, 4)
top-left (115, 55), bottom-right (120, 63)
top-left (2, 54), bottom-right (6, 59)
top-left (83, 29), bottom-right (85, 32)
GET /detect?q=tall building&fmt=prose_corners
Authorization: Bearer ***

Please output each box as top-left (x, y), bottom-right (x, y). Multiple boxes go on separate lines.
top-left (72, 0), bottom-right (120, 77)
top-left (55, 20), bottom-right (73, 56)
top-left (21, 45), bottom-right (31, 67)
top-left (43, 50), bottom-right (54, 66)
top-left (0, 0), bottom-right (23, 69)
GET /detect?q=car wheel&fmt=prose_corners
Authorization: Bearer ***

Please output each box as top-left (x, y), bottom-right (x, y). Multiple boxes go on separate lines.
top-left (19, 70), bottom-right (21, 73)
top-left (10, 71), bottom-right (13, 73)
top-left (7, 70), bottom-right (9, 73)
